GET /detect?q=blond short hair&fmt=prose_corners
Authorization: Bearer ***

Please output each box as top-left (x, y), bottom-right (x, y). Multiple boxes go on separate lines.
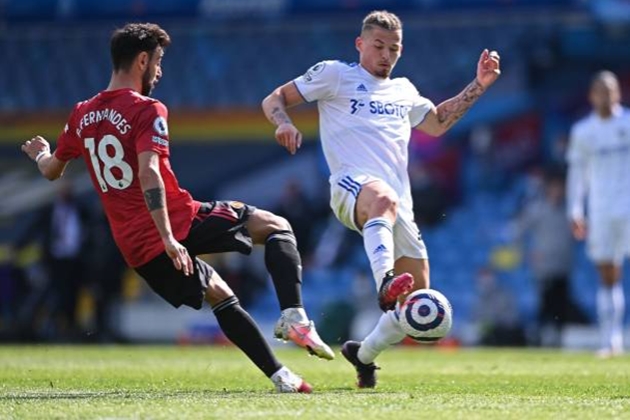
top-left (361, 10), bottom-right (402, 33)
top-left (591, 70), bottom-right (619, 88)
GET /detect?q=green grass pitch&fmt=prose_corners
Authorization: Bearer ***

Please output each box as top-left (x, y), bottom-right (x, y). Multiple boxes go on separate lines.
top-left (0, 345), bottom-right (628, 419)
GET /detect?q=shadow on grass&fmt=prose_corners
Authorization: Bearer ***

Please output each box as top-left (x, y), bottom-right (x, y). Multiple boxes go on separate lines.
top-left (1, 387), bottom-right (392, 400)
top-left (1, 389), bottom-right (262, 400)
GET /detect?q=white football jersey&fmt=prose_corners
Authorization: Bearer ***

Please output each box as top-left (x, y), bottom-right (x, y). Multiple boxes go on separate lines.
top-left (566, 106), bottom-right (630, 220)
top-left (293, 60), bottom-right (434, 193)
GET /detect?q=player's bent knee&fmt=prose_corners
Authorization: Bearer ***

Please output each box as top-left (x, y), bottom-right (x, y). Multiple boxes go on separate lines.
top-left (370, 193), bottom-right (398, 217)
top-left (204, 271), bottom-right (235, 306)
top-left (268, 214), bottom-right (291, 232)
top-left (247, 210), bottom-right (292, 244)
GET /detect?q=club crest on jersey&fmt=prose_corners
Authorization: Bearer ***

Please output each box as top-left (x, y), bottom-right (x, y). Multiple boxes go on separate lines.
top-left (153, 116), bottom-right (169, 136)
top-left (229, 201), bottom-right (245, 210)
top-left (304, 62), bottom-right (326, 82)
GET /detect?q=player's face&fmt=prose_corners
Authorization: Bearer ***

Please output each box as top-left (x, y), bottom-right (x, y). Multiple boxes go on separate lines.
top-left (356, 27), bottom-right (402, 79)
top-left (142, 47), bottom-right (164, 96)
top-left (589, 78), bottom-right (620, 114)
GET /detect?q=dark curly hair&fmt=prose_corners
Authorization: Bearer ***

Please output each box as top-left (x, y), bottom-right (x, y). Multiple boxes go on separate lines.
top-left (110, 23), bottom-right (171, 72)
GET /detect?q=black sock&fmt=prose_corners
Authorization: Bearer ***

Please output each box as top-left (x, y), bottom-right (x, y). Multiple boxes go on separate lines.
top-left (213, 296), bottom-right (282, 378)
top-left (265, 230), bottom-right (303, 310)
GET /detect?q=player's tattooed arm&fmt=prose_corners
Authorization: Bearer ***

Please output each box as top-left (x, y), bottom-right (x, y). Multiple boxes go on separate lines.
top-left (270, 106), bottom-right (293, 126)
top-left (417, 79), bottom-right (486, 137)
top-left (436, 79), bottom-right (485, 131)
top-left (263, 82), bottom-right (305, 155)
top-left (418, 49), bottom-right (500, 137)
top-left (262, 81), bottom-right (305, 127)
top-left (143, 187), bottom-right (165, 211)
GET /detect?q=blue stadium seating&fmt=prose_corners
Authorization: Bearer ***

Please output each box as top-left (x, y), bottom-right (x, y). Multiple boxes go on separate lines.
top-left (0, 16), bottom-right (550, 111)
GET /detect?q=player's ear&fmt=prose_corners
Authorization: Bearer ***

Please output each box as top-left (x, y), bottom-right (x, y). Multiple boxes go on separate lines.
top-left (355, 36), bottom-right (363, 53)
top-left (137, 51), bottom-right (150, 71)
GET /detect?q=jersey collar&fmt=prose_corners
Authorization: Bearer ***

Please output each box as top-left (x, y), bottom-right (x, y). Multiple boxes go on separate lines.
top-left (593, 104), bottom-right (623, 121)
top-left (358, 64), bottom-right (390, 84)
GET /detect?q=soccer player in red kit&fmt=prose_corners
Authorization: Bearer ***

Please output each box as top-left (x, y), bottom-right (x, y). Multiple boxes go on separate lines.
top-left (21, 23), bottom-right (332, 392)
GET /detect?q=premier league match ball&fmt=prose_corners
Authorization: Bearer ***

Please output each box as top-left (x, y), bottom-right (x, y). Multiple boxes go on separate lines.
top-left (397, 289), bottom-right (453, 342)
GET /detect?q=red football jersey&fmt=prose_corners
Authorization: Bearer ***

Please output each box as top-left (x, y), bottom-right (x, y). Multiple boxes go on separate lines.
top-left (55, 88), bottom-right (200, 267)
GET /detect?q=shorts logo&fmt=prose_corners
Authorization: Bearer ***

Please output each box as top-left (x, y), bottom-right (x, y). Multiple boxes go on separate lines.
top-left (373, 244), bottom-right (387, 254)
top-left (153, 116), bottom-right (169, 136)
top-left (229, 201), bottom-right (245, 209)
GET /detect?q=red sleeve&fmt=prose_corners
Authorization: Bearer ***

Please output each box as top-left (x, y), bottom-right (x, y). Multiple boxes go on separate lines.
top-left (54, 104), bottom-right (82, 162)
top-left (135, 101), bottom-right (170, 156)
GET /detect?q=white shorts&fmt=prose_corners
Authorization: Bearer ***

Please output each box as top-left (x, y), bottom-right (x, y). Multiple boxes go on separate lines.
top-left (587, 216), bottom-right (630, 265)
top-left (329, 170), bottom-right (428, 260)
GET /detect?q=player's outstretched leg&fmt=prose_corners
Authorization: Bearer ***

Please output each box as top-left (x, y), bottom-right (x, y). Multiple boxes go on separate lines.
top-left (264, 229), bottom-right (334, 360)
top-left (341, 310), bottom-right (406, 388)
top-left (596, 281), bottom-right (625, 358)
top-left (377, 270), bottom-right (414, 312)
top-left (211, 293), bottom-right (312, 393)
top-left (362, 216), bottom-right (414, 311)
top-left (341, 341), bottom-right (379, 388)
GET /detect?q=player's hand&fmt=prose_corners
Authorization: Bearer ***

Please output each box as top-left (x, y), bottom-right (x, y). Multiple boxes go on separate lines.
top-left (275, 123), bottom-right (303, 155)
top-left (476, 49), bottom-right (501, 89)
top-left (21, 136), bottom-right (51, 162)
top-left (571, 219), bottom-right (587, 240)
top-left (163, 236), bottom-right (194, 276)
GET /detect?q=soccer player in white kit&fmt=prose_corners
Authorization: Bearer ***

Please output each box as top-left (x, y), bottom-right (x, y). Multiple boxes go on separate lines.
top-left (567, 70), bottom-right (630, 358)
top-left (262, 10), bottom-right (501, 387)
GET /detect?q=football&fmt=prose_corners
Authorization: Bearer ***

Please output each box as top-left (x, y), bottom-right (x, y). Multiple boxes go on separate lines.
top-left (398, 289), bottom-right (453, 342)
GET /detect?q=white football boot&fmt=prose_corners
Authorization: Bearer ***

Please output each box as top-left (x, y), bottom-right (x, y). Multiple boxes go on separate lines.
top-left (274, 309), bottom-right (335, 360)
top-left (270, 367), bottom-right (313, 393)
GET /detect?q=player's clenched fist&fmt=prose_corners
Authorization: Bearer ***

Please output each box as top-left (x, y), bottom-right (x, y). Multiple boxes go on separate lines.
top-left (21, 135), bottom-right (51, 162)
top-left (275, 123), bottom-right (302, 155)
top-left (476, 49), bottom-right (501, 89)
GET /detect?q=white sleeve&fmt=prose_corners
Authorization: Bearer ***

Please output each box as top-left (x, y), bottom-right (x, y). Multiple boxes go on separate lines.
top-left (406, 80), bottom-right (434, 127)
top-left (293, 61), bottom-right (342, 102)
top-left (566, 124), bottom-right (588, 220)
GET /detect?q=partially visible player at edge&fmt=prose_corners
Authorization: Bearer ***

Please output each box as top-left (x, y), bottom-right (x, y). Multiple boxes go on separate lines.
top-left (20, 23), bottom-right (332, 393)
top-left (567, 70), bottom-right (629, 358)
top-left (263, 10), bottom-right (501, 387)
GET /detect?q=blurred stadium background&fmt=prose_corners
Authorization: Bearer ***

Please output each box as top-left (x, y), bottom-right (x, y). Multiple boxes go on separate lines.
top-left (1, 0), bottom-right (629, 350)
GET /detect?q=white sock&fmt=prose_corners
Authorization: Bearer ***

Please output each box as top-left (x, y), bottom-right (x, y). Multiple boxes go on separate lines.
top-left (281, 307), bottom-right (309, 324)
top-left (270, 366), bottom-right (290, 381)
top-left (597, 285), bottom-right (612, 350)
top-left (611, 282), bottom-right (625, 351)
top-left (597, 284), bottom-right (625, 350)
top-left (362, 217), bottom-right (395, 289)
top-left (358, 310), bottom-right (405, 364)
top-left (270, 366), bottom-right (300, 387)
